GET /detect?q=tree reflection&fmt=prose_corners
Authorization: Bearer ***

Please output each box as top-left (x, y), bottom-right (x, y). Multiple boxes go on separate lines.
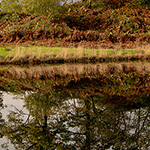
top-left (1, 91), bottom-right (150, 149)
top-left (2, 91), bottom-right (66, 149)
top-left (57, 96), bottom-right (150, 149)
top-left (0, 92), bottom-right (4, 138)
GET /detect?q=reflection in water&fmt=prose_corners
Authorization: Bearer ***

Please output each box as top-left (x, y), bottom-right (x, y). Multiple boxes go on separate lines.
top-left (0, 92), bottom-right (4, 138)
top-left (3, 62), bottom-right (150, 80)
top-left (0, 91), bottom-right (150, 150)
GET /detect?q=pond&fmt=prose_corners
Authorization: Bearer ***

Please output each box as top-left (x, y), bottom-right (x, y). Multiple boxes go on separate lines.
top-left (0, 62), bottom-right (150, 149)
top-left (0, 91), bottom-right (150, 150)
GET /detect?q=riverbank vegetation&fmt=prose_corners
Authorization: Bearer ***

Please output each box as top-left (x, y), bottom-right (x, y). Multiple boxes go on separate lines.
top-left (0, 45), bottom-right (150, 64)
top-left (0, 0), bottom-right (150, 106)
top-left (1, 63), bottom-right (150, 107)
top-left (0, 0), bottom-right (150, 50)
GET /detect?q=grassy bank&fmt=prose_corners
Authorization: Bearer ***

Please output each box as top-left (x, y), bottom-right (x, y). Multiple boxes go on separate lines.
top-left (0, 45), bottom-right (150, 64)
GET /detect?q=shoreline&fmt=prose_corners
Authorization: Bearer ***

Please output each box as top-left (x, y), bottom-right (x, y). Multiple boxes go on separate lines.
top-left (0, 44), bottom-right (150, 65)
top-left (1, 54), bottom-right (150, 65)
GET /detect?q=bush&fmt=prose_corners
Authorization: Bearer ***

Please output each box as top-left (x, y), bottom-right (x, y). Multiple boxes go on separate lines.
top-left (92, 0), bottom-right (150, 9)
top-left (134, 0), bottom-right (150, 6)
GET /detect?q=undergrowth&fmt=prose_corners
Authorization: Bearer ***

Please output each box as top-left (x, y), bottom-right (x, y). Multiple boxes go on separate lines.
top-left (0, 0), bottom-right (150, 47)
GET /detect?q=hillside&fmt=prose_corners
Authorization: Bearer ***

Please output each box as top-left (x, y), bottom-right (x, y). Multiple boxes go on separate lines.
top-left (0, 1), bottom-right (150, 49)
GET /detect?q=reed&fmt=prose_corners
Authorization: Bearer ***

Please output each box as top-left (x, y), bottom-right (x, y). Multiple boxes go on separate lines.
top-left (1, 62), bottom-right (150, 80)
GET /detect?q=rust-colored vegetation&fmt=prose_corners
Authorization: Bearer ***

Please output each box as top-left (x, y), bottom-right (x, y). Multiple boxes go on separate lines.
top-left (0, 0), bottom-right (150, 49)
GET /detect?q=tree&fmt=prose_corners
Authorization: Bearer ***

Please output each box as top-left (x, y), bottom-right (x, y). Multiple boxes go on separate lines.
top-left (0, 0), bottom-right (23, 12)
top-left (0, 0), bottom-right (62, 16)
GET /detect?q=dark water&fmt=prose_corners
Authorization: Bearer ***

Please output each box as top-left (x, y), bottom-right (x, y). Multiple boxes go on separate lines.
top-left (0, 91), bottom-right (150, 150)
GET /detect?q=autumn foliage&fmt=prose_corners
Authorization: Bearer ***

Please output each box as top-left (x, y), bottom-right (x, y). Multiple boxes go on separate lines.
top-left (0, 1), bottom-right (150, 48)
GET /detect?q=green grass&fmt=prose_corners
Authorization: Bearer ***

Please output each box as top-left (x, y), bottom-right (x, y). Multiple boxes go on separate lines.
top-left (0, 67), bottom-right (8, 71)
top-left (0, 47), bottom-right (11, 58)
top-left (0, 45), bottom-right (149, 60)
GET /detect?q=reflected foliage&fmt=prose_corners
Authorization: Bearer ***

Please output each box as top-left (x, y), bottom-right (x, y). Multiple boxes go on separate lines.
top-left (1, 91), bottom-right (65, 149)
top-left (0, 92), bottom-right (4, 138)
top-left (1, 91), bottom-right (150, 149)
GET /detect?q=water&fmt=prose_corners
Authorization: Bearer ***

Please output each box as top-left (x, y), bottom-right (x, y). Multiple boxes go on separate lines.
top-left (0, 62), bottom-right (150, 149)
top-left (0, 92), bottom-right (27, 150)
top-left (0, 91), bottom-right (150, 150)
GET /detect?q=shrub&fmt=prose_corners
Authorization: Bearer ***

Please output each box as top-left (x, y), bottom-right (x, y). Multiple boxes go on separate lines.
top-left (134, 0), bottom-right (150, 6)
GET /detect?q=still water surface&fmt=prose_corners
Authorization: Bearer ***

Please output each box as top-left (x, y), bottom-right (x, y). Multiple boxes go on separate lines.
top-left (0, 91), bottom-right (150, 150)
top-left (0, 62), bottom-right (150, 149)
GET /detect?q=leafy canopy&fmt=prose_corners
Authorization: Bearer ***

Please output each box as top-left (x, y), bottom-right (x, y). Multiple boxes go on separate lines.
top-left (0, 0), bottom-right (64, 16)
